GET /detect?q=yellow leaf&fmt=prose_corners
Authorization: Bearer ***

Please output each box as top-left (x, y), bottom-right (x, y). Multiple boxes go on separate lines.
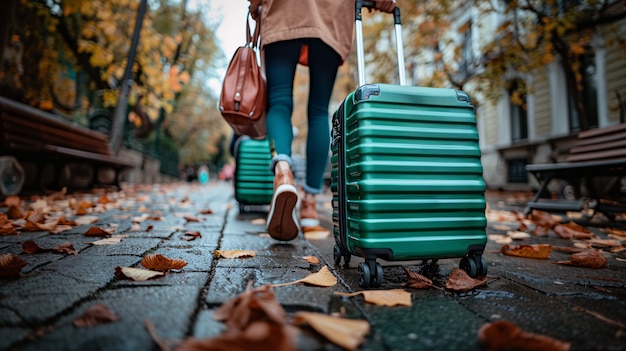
top-left (294, 312), bottom-right (369, 351)
top-left (215, 250), bottom-right (256, 259)
top-left (334, 289), bottom-right (412, 307)
top-left (272, 265), bottom-right (337, 287)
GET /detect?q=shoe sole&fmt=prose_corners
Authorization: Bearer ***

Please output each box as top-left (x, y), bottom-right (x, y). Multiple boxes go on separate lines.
top-left (267, 184), bottom-right (299, 241)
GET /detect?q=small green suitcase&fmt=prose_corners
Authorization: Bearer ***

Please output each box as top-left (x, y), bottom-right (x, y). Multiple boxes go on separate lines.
top-left (233, 137), bottom-right (273, 213)
top-left (331, 1), bottom-right (487, 288)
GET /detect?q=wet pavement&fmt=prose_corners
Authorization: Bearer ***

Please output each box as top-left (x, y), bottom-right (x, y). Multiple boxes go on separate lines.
top-left (1, 182), bottom-right (625, 351)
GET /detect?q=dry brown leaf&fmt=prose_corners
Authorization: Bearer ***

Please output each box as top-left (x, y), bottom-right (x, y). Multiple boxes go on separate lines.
top-left (114, 266), bottom-right (164, 281)
top-left (22, 240), bottom-right (44, 254)
top-left (0, 223), bottom-right (17, 235)
top-left (605, 228), bottom-right (626, 237)
top-left (500, 244), bottom-right (551, 259)
top-left (183, 214), bottom-right (201, 222)
top-left (215, 250), bottom-right (256, 259)
top-left (553, 224), bottom-right (595, 240)
top-left (402, 266), bottom-right (433, 289)
top-left (52, 242), bottom-right (77, 255)
top-left (73, 303), bottom-right (119, 328)
top-left (530, 210), bottom-right (559, 229)
top-left (3, 195), bottom-right (21, 207)
top-left (97, 194), bottom-right (111, 204)
top-left (335, 289), bottom-right (412, 306)
top-left (478, 320), bottom-right (571, 351)
top-left (50, 224), bottom-right (73, 234)
top-left (84, 226), bottom-right (111, 237)
top-left (7, 205), bottom-right (25, 219)
top-left (445, 268), bottom-right (487, 292)
top-left (58, 216), bottom-right (77, 226)
top-left (200, 208), bottom-right (214, 214)
top-left (271, 265), bottom-right (337, 287)
top-left (141, 253), bottom-right (187, 271)
top-left (586, 238), bottom-right (622, 248)
top-left (507, 231), bottom-right (532, 240)
top-left (132, 213), bottom-right (151, 223)
top-left (294, 311), bottom-right (369, 351)
top-left (182, 231), bottom-right (202, 241)
top-left (214, 282), bottom-right (289, 330)
top-left (302, 256), bottom-right (320, 264)
top-left (0, 253), bottom-right (28, 277)
top-left (554, 250), bottom-right (607, 269)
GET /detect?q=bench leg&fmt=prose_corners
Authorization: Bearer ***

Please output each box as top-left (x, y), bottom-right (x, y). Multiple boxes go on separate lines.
top-left (524, 173), bottom-right (555, 216)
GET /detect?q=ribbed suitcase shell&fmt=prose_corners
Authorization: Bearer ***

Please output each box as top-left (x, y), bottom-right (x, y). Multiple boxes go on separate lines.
top-left (234, 138), bottom-right (273, 207)
top-left (332, 84), bottom-right (487, 262)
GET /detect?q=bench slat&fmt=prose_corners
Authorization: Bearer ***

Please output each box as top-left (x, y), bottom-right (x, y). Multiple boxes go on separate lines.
top-left (569, 138), bottom-right (626, 156)
top-left (567, 148), bottom-right (626, 163)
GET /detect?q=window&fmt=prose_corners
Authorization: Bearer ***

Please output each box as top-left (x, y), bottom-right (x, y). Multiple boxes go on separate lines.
top-left (509, 79), bottom-right (528, 141)
top-left (507, 159), bottom-right (528, 183)
top-left (568, 50), bottom-right (598, 131)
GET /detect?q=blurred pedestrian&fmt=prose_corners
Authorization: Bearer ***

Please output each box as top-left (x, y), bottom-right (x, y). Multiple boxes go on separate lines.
top-left (248, 0), bottom-right (396, 241)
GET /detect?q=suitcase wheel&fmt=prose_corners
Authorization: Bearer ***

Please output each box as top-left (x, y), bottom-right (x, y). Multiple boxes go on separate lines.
top-left (333, 245), bottom-right (351, 267)
top-left (358, 260), bottom-right (383, 289)
top-left (460, 255), bottom-right (487, 277)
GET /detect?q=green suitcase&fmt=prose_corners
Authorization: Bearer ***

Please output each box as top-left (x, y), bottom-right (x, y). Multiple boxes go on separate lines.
top-left (331, 1), bottom-right (487, 288)
top-left (233, 137), bottom-right (273, 213)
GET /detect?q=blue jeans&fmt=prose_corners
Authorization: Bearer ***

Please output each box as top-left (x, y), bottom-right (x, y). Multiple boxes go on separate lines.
top-left (264, 38), bottom-right (341, 194)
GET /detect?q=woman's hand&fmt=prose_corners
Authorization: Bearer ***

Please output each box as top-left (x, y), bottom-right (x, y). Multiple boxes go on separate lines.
top-left (249, 0), bottom-right (261, 19)
top-left (374, 0), bottom-right (396, 13)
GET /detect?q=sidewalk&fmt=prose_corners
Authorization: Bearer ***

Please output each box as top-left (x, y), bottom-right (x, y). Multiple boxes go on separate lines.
top-left (1, 182), bottom-right (625, 351)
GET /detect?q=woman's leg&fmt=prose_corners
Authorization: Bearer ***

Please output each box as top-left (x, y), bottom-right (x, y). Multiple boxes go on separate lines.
top-left (263, 40), bottom-right (301, 240)
top-left (304, 39), bottom-right (340, 194)
top-left (299, 39), bottom-right (341, 230)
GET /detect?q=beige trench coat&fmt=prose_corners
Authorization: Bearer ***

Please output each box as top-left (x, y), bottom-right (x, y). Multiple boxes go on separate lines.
top-left (248, 0), bottom-right (354, 62)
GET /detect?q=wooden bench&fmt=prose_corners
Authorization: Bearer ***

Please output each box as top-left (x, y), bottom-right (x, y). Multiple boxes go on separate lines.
top-left (0, 96), bottom-right (135, 192)
top-left (524, 122), bottom-right (626, 218)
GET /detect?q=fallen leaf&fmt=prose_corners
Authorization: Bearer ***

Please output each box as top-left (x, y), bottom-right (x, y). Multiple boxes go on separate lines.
top-left (75, 216), bottom-right (99, 226)
top-left (271, 265), bottom-right (337, 287)
top-left (87, 237), bottom-right (124, 245)
top-left (200, 208), bottom-right (213, 214)
top-left (489, 234), bottom-right (513, 244)
top-left (586, 238), bottom-right (622, 248)
top-left (73, 303), bottom-right (119, 328)
top-left (250, 218), bottom-right (266, 225)
top-left (2, 195), bottom-right (21, 207)
top-left (7, 205), bottom-right (25, 219)
top-left (141, 253), bottom-right (187, 271)
top-left (530, 210), bottom-right (559, 229)
top-left (554, 250), bottom-right (607, 268)
top-left (183, 214), bottom-right (201, 222)
top-left (22, 240), bottom-right (44, 254)
top-left (0, 253), bottom-right (28, 277)
top-left (83, 226), bottom-right (111, 237)
top-left (334, 289), bottom-right (412, 306)
top-left (445, 268), bottom-right (487, 292)
top-left (50, 224), bottom-right (73, 234)
top-left (302, 256), bottom-right (320, 264)
top-left (507, 231), bottom-right (532, 240)
top-left (500, 244), bottom-right (551, 259)
top-left (215, 250), bottom-right (256, 258)
top-left (114, 266), bottom-right (164, 281)
top-left (402, 266), bottom-right (433, 289)
top-left (52, 242), bottom-right (77, 255)
top-left (294, 311), bottom-right (369, 351)
top-left (214, 282), bottom-right (289, 330)
top-left (553, 224), bottom-right (595, 240)
top-left (182, 231), bottom-right (202, 241)
top-left (605, 228), bottom-right (626, 237)
top-left (132, 213), bottom-right (151, 223)
top-left (478, 320), bottom-right (571, 351)
top-left (303, 229), bottom-right (331, 240)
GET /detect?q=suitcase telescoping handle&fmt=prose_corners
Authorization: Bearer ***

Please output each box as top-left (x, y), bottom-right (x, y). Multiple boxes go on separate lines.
top-left (355, 0), bottom-right (406, 87)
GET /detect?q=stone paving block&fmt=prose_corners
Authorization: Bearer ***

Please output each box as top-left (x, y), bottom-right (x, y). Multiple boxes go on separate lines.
top-left (191, 309), bottom-right (225, 339)
top-left (0, 231), bottom-right (48, 244)
top-left (456, 278), bottom-right (625, 351)
top-left (18, 285), bottom-right (201, 351)
top-left (81, 237), bottom-right (162, 257)
top-left (356, 290), bottom-right (485, 351)
top-left (0, 255), bottom-right (138, 324)
top-left (125, 229), bottom-right (173, 239)
top-left (206, 267), bottom-right (346, 313)
top-left (215, 237), bottom-right (321, 270)
top-left (148, 246), bottom-right (215, 272)
top-left (0, 327), bottom-right (29, 350)
top-left (164, 229), bottom-right (221, 247)
top-left (115, 271), bottom-right (210, 288)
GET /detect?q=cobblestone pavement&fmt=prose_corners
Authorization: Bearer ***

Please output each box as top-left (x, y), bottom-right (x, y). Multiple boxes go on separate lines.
top-left (0, 182), bottom-right (625, 351)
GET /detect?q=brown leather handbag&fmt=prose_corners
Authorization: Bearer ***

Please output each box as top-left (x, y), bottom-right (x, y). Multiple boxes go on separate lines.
top-left (219, 12), bottom-right (267, 139)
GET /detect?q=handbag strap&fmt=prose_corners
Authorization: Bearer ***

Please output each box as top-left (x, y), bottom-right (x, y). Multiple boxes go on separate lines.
top-left (245, 10), bottom-right (261, 49)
